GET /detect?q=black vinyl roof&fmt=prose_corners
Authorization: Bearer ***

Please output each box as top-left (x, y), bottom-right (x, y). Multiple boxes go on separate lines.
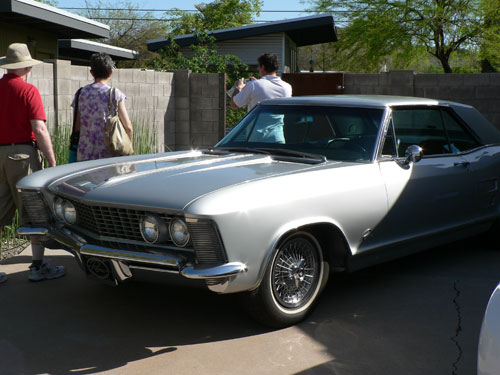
top-left (58, 39), bottom-right (138, 63)
top-left (0, 0), bottom-right (109, 39)
top-left (147, 13), bottom-right (337, 51)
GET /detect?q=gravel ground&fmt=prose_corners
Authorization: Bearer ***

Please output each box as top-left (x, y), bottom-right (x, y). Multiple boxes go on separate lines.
top-left (0, 240), bottom-right (28, 261)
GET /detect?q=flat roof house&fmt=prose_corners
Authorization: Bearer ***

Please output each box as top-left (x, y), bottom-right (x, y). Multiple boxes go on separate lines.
top-left (0, 0), bottom-right (137, 65)
top-left (58, 39), bottom-right (139, 66)
top-left (0, 0), bottom-right (109, 60)
top-left (147, 14), bottom-right (338, 74)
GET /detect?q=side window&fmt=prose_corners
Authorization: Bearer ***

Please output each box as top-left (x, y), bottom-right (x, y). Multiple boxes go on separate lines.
top-left (392, 108), bottom-right (450, 156)
top-left (381, 119), bottom-right (397, 157)
top-left (441, 110), bottom-right (480, 152)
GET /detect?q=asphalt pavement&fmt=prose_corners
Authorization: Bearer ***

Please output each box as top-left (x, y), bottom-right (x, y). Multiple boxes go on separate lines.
top-left (1, 239), bottom-right (499, 375)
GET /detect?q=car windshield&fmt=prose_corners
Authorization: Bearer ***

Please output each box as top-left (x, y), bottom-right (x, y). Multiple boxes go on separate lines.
top-left (217, 105), bottom-right (385, 162)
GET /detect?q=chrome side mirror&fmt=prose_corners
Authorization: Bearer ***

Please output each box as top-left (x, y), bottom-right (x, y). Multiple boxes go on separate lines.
top-left (404, 145), bottom-right (423, 166)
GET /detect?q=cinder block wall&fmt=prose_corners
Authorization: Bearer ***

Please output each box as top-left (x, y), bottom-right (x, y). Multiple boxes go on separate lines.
top-left (345, 70), bottom-right (500, 130)
top-left (42, 60), bottom-right (176, 153)
top-left (414, 73), bottom-right (500, 129)
top-left (190, 72), bottom-right (226, 150)
top-left (2, 61), bottom-right (225, 152)
top-left (173, 70), bottom-right (226, 151)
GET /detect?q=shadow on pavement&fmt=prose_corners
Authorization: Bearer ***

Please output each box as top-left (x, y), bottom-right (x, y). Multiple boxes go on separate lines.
top-left (294, 241), bottom-right (500, 375)
top-left (0, 252), bottom-right (269, 375)
top-left (1, 241), bottom-right (498, 375)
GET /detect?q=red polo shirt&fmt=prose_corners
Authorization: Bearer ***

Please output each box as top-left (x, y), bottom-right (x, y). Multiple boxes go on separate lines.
top-left (0, 73), bottom-right (46, 144)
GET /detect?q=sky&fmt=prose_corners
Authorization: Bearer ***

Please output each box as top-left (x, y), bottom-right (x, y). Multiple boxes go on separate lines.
top-left (55, 0), bottom-right (313, 23)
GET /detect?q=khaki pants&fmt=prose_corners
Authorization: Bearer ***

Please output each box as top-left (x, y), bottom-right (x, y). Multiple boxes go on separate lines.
top-left (0, 144), bottom-right (42, 227)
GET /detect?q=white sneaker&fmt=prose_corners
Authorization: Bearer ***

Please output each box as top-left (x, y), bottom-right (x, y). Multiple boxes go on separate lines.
top-left (0, 272), bottom-right (7, 284)
top-left (29, 263), bottom-right (66, 282)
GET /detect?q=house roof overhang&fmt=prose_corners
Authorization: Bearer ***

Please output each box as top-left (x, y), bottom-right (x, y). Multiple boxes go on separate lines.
top-left (147, 13), bottom-right (337, 51)
top-left (58, 39), bottom-right (139, 63)
top-left (0, 0), bottom-right (109, 39)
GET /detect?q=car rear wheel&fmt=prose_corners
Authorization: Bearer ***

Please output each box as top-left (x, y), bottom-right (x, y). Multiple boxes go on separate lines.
top-left (245, 232), bottom-right (328, 328)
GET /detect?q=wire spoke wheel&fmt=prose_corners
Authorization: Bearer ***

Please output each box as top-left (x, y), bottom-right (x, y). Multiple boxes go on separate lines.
top-left (271, 235), bottom-right (321, 310)
top-left (244, 232), bottom-right (327, 328)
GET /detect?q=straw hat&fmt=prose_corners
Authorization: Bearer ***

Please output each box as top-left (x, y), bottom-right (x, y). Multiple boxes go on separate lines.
top-left (0, 43), bottom-right (43, 69)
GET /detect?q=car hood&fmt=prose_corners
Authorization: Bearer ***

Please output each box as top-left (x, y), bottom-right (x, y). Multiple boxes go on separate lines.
top-left (48, 151), bottom-right (337, 210)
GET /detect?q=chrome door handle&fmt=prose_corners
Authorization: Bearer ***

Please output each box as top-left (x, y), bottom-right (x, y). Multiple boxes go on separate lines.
top-left (454, 161), bottom-right (470, 167)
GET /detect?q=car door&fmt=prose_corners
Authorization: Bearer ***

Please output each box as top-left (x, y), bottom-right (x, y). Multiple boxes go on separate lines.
top-left (360, 106), bottom-right (474, 252)
top-left (460, 149), bottom-right (500, 221)
top-left (443, 108), bottom-right (500, 222)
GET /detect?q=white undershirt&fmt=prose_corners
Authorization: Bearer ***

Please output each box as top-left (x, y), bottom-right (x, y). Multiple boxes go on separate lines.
top-left (233, 75), bottom-right (292, 112)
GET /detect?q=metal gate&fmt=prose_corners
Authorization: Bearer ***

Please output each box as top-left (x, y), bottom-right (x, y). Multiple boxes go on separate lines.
top-left (282, 73), bottom-right (344, 96)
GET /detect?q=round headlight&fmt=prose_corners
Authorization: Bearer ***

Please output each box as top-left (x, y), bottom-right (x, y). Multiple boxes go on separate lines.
top-left (140, 214), bottom-right (167, 244)
top-left (53, 197), bottom-right (64, 220)
top-left (62, 201), bottom-right (77, 224)
top-left (169, 218), bottom-right (190, 247)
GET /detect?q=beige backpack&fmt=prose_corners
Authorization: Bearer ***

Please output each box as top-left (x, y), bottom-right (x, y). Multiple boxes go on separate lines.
top-left (104, 88), bottom-right (134, 156)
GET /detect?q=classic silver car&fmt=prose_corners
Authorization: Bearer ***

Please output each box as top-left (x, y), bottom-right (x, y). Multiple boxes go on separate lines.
top-left (18, 95), bottom-right (500, 327)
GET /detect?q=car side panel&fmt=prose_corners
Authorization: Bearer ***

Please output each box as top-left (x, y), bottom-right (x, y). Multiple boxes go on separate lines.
top-left (185, 163), bottom-right (388, 293)
top-left (460, 146), bottom-right (500, 222)
top-left (360, 154), bottom-right (476, 252)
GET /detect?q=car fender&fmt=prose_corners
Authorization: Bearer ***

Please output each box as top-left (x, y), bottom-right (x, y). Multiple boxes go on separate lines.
top-left (253, 216), bottom-right (351, 290)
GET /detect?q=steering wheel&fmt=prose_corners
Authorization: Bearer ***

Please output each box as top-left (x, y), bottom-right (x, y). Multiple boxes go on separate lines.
top-left (327, 138), bottom-right (350, 147)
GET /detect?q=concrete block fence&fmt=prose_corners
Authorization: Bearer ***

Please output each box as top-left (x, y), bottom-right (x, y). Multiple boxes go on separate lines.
top-left (2, 60), bottom-right (226, 152)
top-left (3, 64), bottom-right (499, 150)
top-left (345, 70), bottom-right (500, 131)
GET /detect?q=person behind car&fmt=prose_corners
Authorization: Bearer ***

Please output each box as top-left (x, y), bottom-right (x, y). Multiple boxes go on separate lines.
top-left (72, 52), bottom-right (133, 161)
top-left (0, 43), bottom-right (65, 282)
top-left (230, 53), bottom-right (292, 143)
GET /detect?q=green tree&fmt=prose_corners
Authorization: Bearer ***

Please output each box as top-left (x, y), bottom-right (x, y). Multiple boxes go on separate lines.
top-left (298, 30), bottom-right (437, 73)
top-left (308, 0), bottom-right (486, 73)
top-left (150, 35), bottom-right (245, 74)
top-left (155, 0), bottom-right (262, 126)
top-left (149, 33), bottom-right (249, 126)
top-left (80, 0), bottom-right (168, 68)
top-left (480, 0), bottom-right (500, 71)
top-left (167, 0), bottom-right (262, 35)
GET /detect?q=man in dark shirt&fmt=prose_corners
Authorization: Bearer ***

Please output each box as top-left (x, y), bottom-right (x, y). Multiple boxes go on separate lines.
top-left (0, 43), bottom-right (64, 283)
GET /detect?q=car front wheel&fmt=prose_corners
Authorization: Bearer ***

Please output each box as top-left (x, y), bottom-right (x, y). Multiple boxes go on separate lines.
top-left (245, 232), bottom-right (328, 328)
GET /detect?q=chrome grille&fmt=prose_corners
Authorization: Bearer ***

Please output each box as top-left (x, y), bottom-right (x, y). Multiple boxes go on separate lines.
top-left (187, 220), bottom-right (227, 264)
top-left (63, 200), bottom-right (226, 260)
top-left (72, 201), bottom-right (151, 241)
top-left (20, 190), bottom-right (50, 225)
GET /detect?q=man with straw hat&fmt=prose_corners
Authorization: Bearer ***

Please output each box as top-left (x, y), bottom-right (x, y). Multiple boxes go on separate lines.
top-left (0, 43), bottom-right (64, 284)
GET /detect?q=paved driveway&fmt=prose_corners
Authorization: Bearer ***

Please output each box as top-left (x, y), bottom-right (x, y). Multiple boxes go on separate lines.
top-left (1, 240), bottom-right (499, 375)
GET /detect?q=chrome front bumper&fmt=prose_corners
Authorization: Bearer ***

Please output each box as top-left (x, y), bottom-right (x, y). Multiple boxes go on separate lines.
top-left (18, 226), bottom-right (247, 291)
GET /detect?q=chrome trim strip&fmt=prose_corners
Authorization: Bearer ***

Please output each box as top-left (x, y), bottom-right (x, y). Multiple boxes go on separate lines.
top-left (80, 244), bottom-right (182, 268)
top-left (17, 227), bottom-right (49, 235)
top-left (181, 262), bottom-right (247, 279)
top-left (127, 264), bottom-right (180, 274)
top-left (18, 226), bottom-right (248, 281)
